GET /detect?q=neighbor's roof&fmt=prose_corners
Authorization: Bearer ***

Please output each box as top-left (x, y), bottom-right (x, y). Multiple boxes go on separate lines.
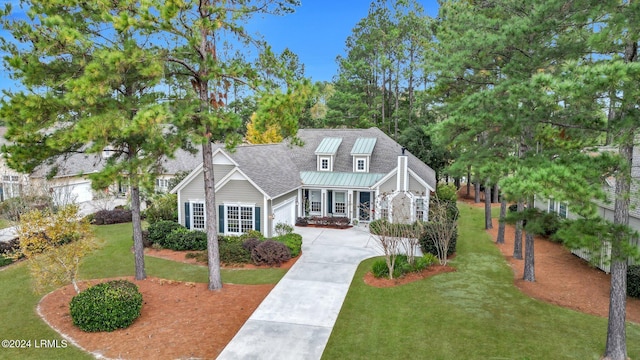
top-left (301, 171), bottom-right (385, 188)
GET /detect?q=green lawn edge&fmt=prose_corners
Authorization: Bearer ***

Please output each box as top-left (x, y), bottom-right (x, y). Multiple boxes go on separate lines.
top-left (322, 203), bottom-right (640, 360)
top-left (0, 222), bottom-right (286, 360)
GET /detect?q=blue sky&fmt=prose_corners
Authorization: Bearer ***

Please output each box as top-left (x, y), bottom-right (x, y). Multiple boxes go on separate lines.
top-left (0, 0), bottom-right (439, 94)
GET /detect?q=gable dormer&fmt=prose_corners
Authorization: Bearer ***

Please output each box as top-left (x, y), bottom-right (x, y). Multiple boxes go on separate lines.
top-left (315, 137), bottom-right (342, 171)
top-left (350, 138), bottom-right (376, 173)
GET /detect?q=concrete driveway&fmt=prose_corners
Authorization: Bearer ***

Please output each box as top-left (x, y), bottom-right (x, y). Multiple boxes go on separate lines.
top-left (217, 225), bottom-right (382, 360)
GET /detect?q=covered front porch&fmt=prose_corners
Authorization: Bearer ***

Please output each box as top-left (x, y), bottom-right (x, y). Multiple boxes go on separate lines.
top-left (299, 188), bottom-right (374, 222)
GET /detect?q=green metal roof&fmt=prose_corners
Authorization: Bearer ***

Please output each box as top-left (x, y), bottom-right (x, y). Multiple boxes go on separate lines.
top-left (351, 137), bottom-right (377, 155)
top-left (301, 171), bottom-right (385, 188)
top-left (315, 137), bottom-right (342, 155)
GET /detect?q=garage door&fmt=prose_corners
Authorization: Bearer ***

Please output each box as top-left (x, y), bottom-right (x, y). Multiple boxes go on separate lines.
top-left (53, 181), bottom-right (93, 205)
top-left (272, 197), bottom-right (295, 233)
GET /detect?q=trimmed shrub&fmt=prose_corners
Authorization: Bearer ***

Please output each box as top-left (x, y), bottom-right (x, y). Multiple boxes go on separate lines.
top-left (242, 238), bottom-right (262, 254)
top-left (274, 222), bottom-right (294, 236)
top-left (239, 230), bottom-right (265, 241)
top-left (419, 224), bottom-right (457, 257)
top-left (371, 259), bottom-right (388, 278)
top-left (163, 228), bottom-right (207, 251)
top-left (93, 209), bottom-right (132, 225)
top-left (144, 193), bottom-right (178, 224)
top-left (219, 240), bottom-right (252, 264)
top-left (147, 220), bottom-right (185, 246)
top-left (251, 240), bottom-right (291, 266)
top-left (273, 233), bottom-right (302, 257)
top-left (70, 280), bottom-right (143, 332)
top-left (0, 255), bottom-right (13, 267)
top-left (628, 265), bottom-right (640, 299)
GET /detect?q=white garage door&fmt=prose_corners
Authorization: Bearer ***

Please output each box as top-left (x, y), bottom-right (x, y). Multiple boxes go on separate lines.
top-left (53, 181), bottom-right (93, 205)
top-left (272, 198), bottom-right (295, 232)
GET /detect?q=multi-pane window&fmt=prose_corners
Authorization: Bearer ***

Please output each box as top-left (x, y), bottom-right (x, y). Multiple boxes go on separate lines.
top-left (320, 158), bottom-right (329, 170)
top-left (334, 192), bottom-right (346, 215)
top-left (156, 178), bottom-right (170, 192)
top-left (548, 198), bottom-right (555, 213)
top-left (310, 190), bottom-right (321, 213)
top-left (226, 205), bottom-right (254, 234)
top-left (416, 198), bottom-right (425, 221)
top-left (192, 202), bottom-right (205, 230)
top-left (559, 203), bottom-right (567, 218)
top-left (379, 198), bottom-right (389, 220)
top-left (356, 159), bottom-right (366, 172)
top-left (1, 175), bottom-right (20, 199)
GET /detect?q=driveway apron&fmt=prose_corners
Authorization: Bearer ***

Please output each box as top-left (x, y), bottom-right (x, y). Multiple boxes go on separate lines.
top-left (217, 226), bottom-right (380, 360)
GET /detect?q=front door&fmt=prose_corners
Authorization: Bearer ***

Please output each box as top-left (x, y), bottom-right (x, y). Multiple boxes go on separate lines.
top-left (359, 192), bottom-right (371, 221)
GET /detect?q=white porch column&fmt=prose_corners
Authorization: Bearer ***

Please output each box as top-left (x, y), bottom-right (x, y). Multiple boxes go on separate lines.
top-left (321, 189), bottom-right (327, 217)
top-left (348, 190), bottom-right (354, 220)
top-left (298, 188), bottom-right (303, 218)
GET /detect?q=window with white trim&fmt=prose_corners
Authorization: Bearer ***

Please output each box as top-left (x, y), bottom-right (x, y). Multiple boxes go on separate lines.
top-left (191, 202), bottom-right (205, 230)
top-left (356, 159), bottom-right (366, 172)
top-left (1, 175), bottom-right (20, 199)
top-left (226, 204), bottom-right (254, 234)
top-left (334, 192), bottom-right (346, 215)
top-left (379, 198), bottom-right (389, 220)
top-left (548, 198), bottom-right (555, 213)
top-left (156, 178), bottom-right (170, 192)
top-left (416, 198), bottom-right (425, 221)
top-left (310, 190), bottom-right (321, 213)
top-left (320, 157), bottom-right (330, 171)
top-left (559, 203), bottom-right (567, 218)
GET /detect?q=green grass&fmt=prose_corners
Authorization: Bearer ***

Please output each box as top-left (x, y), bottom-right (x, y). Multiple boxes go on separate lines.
top-left (0, 218), bottom-right (13, 229)
top-left (0, 222), bottom-right (286, 360)
top-left (322, 203), bottom-right (640, 360)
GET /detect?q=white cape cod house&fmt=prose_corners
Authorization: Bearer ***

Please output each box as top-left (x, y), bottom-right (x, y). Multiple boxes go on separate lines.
top-left (172, 128), bottom-right (437, 238)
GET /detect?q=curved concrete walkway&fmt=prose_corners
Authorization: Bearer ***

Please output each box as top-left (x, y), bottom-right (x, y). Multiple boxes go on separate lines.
top-left (217, 225), bottom-right (381, 360)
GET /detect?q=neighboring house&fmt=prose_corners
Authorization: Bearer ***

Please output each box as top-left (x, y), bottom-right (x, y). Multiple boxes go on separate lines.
top-left (0, 127), bottom-right (29, 201)
top-left (534, 145), bottom-right (640, 273)
top-left (172, 128), bottom-right (437, 238)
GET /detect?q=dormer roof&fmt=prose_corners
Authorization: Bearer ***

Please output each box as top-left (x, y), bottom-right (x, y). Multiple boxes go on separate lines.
top-left (315, 137), bottom-right (342, 155)
top-left (351, 138), bottom-right (377, 155)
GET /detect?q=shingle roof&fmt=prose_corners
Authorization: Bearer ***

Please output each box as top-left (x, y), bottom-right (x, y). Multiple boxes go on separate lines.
top-left (291, 128), bottom-right (437, 190)
top-left (215, 143), bottom-right (302, 198)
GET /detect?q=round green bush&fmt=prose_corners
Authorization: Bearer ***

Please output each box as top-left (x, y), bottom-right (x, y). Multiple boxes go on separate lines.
top-left (163, 228), bottom-right (207, 251)
top-left (371, 259), bottom-right (389, 278)
top-left (628, 265), bottom-right (640, 299)
top-left (273, 233), bottom-right (302, 257)
top-left (147, 220), bottom-right (185, 246)
top-left (419, 224), bottom-right (457, 258)
top-left (70, 280), bottom-right (143, 332)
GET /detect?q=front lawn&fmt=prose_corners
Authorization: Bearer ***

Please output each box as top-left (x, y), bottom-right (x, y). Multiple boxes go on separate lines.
top-left (0, 222), bottom-right (287, 360)
top-left (323, 204), bottom-right (640, 359)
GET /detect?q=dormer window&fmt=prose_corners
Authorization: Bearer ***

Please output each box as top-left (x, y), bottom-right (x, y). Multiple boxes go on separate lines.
top-left (315, 137), bottom-right (342, 172)
top-left (320, 157), bottom-right (330, 171)
top-left (351, 138), bottom-right (376, 173)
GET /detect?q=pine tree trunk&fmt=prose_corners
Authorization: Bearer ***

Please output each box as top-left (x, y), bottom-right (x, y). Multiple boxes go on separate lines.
top-left (492, 183), bottom-right (499, 203)
top-left (474, 182), bottom-right (481, 203)
top-left (496, 198), bottom-right (507, 244)
top-left (523, 195), bottom-right (536, 281)
top-left (484, 183), bottom-right (492, 229)
top-left (466, 168), bottom-right (471, 196)
top-left (130, 173), bottom-right (146, 281)
top-left (513, 201), bottom-right (524, 260)
top-left (603, 141), bottom-right (632, 360)
top-left (202, 131), bottom-right (223, 291)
